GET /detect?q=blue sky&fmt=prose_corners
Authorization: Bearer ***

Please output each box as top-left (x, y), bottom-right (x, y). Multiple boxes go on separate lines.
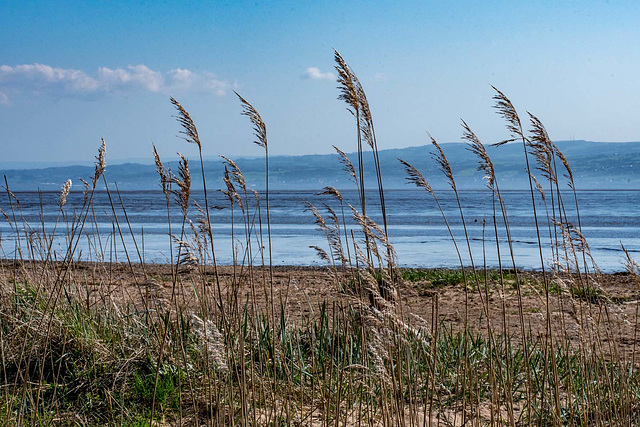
top-left (2, 1), bottom-right (640, 165)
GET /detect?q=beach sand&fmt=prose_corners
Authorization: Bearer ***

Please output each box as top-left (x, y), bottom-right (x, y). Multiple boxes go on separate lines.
top-left (2, 260), bottom-right (638, 360)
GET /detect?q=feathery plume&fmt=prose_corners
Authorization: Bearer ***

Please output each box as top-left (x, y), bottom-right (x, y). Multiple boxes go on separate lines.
top-left (555, 219), bottom-right (597, 270)
top-left (310, 245), bottom-right (331, 264)
top-left (221, 166), bottom-right (244, 213)
top-left (529, 171), bottom-right (546, 201)
top-left (193, 201), bottom-right (211, 236)
top-left (554, 145), bottom-right (574, 186)
top-left (351, 238), bottom-right (373, 270)
top-left (191, 314), bottom-right (228, 373)
top-left (491, 86), bottom-right (523, 145)
top-left (171, 97), bottom-right (201, 148)
top-left (333, 145), bottom-right (357, 184)
top-left (323, 203), bottom-right (345, 264)
top-left (304, 200), bottom-right (327, 231)
top-left (317, 186), bottom-right (343, 202)
top-left (349, 205), bottom-right (394, 262)
top-left (462, 120), bottom-right (496, 190)
top-left (334, 49), bottom-right (359, 116)
top-left (171, 153), bottom-right (191, 215)
top-left (152, 144), bottom-right (171, 194)
top-left (235, 92), bottom-right (268, 151)
top-left (178, 246), bottom-right (199, 268)
top-left (78, 178), bottom-right (90, 200)
top-left (59, 179), bottom-right (72, 208)
top-left (220, 155), bottom-right (247, 192)
top-left (93, 138), bottom-right (106, 185)
top-left (528, 113), bottom-right (556, 182)
top-left (355, 78), bottom-right (375, 148)
top-left (430, 135), bottom-right (456, 191)
top-left (172, 234), bottom-right (199, 270)
top-left (398, 159), bottom-right (433, 195)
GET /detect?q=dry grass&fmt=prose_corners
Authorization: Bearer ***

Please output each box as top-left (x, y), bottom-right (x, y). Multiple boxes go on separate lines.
top-left (0, 51), bottom-right (639, 426)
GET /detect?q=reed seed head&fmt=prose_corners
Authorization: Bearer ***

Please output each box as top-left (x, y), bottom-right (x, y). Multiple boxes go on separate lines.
top-left (220, 155), bottom-right (246, 191)
top-left (171, 153), bottom-right (191, 215)
top-left (93, 138), bottom-right (106, 186)
top-left (429, 135), bottom-right (456, 191)
top-left (528, 113), bottom-right (557, 183)
top-left (59, 179), bottom-right (72, 208)
top-left (334, 49), bottom-right (359, 116)
top-left (333, 145), bottom-right (357, 185)
top-left (171, 97), bottom-right (202, 149)
top-left (235, 92), bottom-right (268, 151)
top-left (317, 186), bottom-right (343, 202)
top-left (554, 145), bottom-right (574, 185)
top-left (491, 86), bottom-right (523, 144)
top-left (309, 245), bottom-right (331, 264)
top-left (462, 120), bottom-right (496, 190)
top-left (152, 144), bottom-right (171, 195)
top-left (398, 158), bottom-right (433, 195)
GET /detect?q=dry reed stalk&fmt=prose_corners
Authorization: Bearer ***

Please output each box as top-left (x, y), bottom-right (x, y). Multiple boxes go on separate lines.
top-left (462, 121), bottom-right (520, 422)
top-left (29, 139), bottom-right (108, 417)
top-left (221, 166), bottom-right (240, 287)
top-left (492, 87), bottom-right (566, 421)
top-left (235, 93), bottom-right (274, 299)
top-left (220, 155), bottom-right (260, 318)
top-left (431, 135), bottom-right (487, 421)
top-left (334, 50), bottom-right (374, 266)
top-left (305, 201), bottom-right (340, 280)
top-left (318, 186), bottom-right (355, 277)
top-left (171, 97), bottom-right (228, 421)
top-left (324, 203), bottom-right (347, 272)
top-left (353, 69), bottom-right (390, 262)
top-left (170, 97), bottom-right (221, 320)
top-left (235, 91), bottom-right (281, 420)
top-left (152, 119), bottom-right (202, 422)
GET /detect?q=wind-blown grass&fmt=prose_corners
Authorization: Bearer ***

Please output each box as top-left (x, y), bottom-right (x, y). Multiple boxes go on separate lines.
top-left (0, 51), bottom-right (638, 426)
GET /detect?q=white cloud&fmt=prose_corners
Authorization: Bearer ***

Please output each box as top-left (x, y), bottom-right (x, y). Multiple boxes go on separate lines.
top-left (98, 65), bottom-right (164, 92)
top-left (0, 63), bottom-right (99, 92)
top-left (166, 69), bottom-right (229, 96)
top-left (201, 71), bottom-right (229, 96)
top-left (0, 63), bottom-right (231, 103)
top-left (303, 67), bottom-right (335, 81)
top-left (167, 68), bottom-right (194, 89)
top-left (372, 72), bottom-right (387, 82)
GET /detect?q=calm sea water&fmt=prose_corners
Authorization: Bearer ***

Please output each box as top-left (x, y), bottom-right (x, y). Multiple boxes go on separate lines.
top-left (0, 189), bottom-right (638, 272)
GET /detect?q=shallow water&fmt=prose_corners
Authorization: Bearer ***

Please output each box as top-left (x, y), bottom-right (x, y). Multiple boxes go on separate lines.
top-left (0, 189), bottom-right (638, 272)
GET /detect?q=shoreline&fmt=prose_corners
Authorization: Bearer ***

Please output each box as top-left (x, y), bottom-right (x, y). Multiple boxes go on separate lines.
top-left (0, 258), bottom-right (633, 274)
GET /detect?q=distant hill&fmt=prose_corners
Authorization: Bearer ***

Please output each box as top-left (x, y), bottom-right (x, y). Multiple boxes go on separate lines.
top-left (2, 140), bottom-right (640, 191)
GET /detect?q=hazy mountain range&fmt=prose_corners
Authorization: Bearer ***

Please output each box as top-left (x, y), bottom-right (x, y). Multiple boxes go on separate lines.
top-left (2, 141), bottom-right (639, 192)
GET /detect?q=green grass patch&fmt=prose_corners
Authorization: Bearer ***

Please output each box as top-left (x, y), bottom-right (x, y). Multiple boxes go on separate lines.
top-left (401, 269), bottom-right (466, 286)
top-left (570, 284), bottom-right (608, 303)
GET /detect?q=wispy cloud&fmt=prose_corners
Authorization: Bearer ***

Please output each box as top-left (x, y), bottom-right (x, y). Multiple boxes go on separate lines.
top-left (0, 63), bottom-right (232, 104)
top-left (303, 67), bottom-right (335, 81)
top-left (0, 91), bottom-right (10, 106)
top-left (371, 72), bottom-right (387, 82)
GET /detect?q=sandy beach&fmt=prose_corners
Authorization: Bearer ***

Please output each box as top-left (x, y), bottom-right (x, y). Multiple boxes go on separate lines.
top-left (4, 260), bottom-right (638, 360)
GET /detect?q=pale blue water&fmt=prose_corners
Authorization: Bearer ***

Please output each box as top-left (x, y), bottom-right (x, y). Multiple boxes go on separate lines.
top-left (0, 189), bottom-right (638, 272)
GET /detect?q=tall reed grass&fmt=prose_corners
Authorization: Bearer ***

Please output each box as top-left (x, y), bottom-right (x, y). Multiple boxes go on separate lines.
top-left (0, 51), bottom-right (638, 426)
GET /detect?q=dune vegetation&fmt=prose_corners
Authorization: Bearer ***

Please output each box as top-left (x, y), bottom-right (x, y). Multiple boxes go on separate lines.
top-left (1, 50), bottom-right (639, 426)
